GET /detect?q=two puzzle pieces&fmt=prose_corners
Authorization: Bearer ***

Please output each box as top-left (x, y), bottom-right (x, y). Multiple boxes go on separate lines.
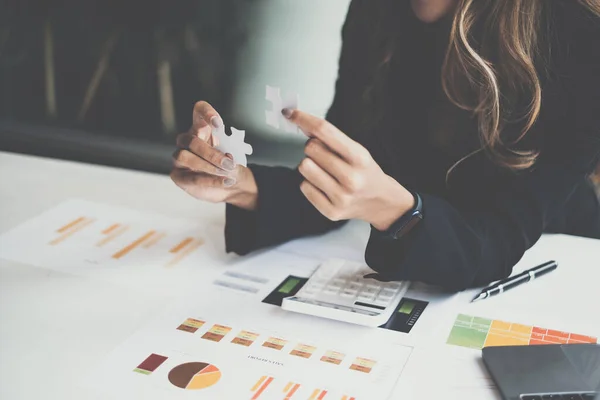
top-left (212, 85), bottom-right (299, 167)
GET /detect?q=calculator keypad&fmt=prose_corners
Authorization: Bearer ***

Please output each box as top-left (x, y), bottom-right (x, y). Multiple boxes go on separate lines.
top-left (297, 260), bottom-right (402, 310)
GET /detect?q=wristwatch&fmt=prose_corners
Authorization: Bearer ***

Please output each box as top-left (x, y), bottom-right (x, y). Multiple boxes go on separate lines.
top-left (376, 192), bottom-right (423, 240)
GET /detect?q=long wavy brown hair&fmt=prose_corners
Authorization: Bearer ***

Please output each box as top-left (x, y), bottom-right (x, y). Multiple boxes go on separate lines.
top-left (364, 0), bottom-right (600, 176)
top-left (443, 0), bottom-right (600, 175)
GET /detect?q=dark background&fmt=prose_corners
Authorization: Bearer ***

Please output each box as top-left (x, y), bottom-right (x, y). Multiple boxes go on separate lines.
top-left (0, 0), bottom-right (349, 172)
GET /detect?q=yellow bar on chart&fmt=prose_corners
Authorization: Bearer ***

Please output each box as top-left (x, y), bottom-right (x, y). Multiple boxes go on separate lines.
top-left (341, 396), bottom-right (348, 400)
top-left (166, 238), bottom-right (204, 267)
top-left (251, 376), bottom-right (274, 400)
top-left (170, 237), bottom-right (194, 253)
top-left (50, 218), bottom-right (94, 245)
top-left (112, 230), bottom-right (155, 259)
top-left (56, 216), bottom-right (86, 233)
top-left (143, 232), bottom-right (166, 248)
top-left (309, 389), bottom-right (320, 400)
top-left (251, 376), bottom-right (267, 392)
top-left (96, 225), bottom-right (129, 247)
top-left (283, 382), bottom-right (293, 393)
top-left (102, 223), bottom-right (121, 234)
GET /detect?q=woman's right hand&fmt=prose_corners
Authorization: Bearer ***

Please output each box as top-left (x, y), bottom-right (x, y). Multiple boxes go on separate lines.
top-left (170, 101), bottom-right (258, 210)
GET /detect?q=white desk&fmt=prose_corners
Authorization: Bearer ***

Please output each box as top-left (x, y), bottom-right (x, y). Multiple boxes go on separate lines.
top-left (1, 151), bottom-right (599, 400)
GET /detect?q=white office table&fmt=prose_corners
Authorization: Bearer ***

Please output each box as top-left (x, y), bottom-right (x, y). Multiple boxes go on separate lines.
top-left (1, 151), bottom-right (599, 400)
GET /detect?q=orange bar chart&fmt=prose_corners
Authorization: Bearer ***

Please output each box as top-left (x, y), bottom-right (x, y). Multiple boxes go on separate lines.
top-left (50, 217), bottom-right (95, 245)
top-left (166, 238), bottom-right (204, 267)
top-left (97, 225), bottom-right (129, 247)
top-left (143, 232), bottom-right (165, 248)
top-left (102, 223), bottom-right (121, 235)
top-left (112, 230), bottom-right (156, 259)
top-left (170, 237), bottom-right (194, 253)
top-left (250, 376), bottom-right (274, 400)
top-left (57, 216), bottom-right (86, 233)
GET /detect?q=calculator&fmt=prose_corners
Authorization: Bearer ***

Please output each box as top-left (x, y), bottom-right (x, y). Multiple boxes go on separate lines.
top-left (281, 259), bottom-right (409, 327)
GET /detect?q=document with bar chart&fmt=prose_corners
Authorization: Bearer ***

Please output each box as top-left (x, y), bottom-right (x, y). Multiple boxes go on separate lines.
top-left (0, 199), bottom-right (226, 292)
top-left (88, 282), bottom-right (413, 400)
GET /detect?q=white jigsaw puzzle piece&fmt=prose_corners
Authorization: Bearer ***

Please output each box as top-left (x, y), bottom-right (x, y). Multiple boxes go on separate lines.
top-left (265, 85), bottom-right (299, 134)
top-left (212, 125), bottom-right (253, 167)
top-left (265, 85), bottom-right (282, 129)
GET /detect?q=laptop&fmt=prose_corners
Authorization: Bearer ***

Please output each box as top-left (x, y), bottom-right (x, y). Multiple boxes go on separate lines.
top-left (483, 344), bottom-right (600, 400)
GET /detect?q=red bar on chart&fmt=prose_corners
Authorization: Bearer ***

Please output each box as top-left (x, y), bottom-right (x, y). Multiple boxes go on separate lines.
top-left (251, 376), bottom-right (274, 399)
top-left (133, 353), bottom-right (168, 375)
top-left (285, 383), bottom-right (301, 399)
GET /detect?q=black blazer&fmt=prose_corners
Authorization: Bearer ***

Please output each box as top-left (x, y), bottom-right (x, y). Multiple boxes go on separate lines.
top-left (225, 0), bottom-right (600, 291)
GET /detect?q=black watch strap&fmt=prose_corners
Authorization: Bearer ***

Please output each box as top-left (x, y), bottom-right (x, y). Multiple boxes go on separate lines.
top-left (376, 192), bottom-right (424, 240)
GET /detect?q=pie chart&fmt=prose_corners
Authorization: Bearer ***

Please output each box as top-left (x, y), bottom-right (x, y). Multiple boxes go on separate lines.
top-left (168, 362), bottom-right (221, 390)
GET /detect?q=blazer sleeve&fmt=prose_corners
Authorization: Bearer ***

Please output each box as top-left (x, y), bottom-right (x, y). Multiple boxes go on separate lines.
top-left (225, 1), bottom-right (364, 255)
top-left (365, 6), bottom-right (600, 291)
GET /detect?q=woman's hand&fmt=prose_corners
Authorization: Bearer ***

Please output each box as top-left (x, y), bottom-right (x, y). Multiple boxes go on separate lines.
top-left (285, 109), bottom-right (415, 231)
top-left (170, 101), bottom-right (258, 210)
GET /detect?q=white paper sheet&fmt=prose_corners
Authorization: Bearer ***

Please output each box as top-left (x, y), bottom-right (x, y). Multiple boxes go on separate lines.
top-left (86, 276), bottom-right (415, 400)
top-left (0, 199), bottom-right (234, 295)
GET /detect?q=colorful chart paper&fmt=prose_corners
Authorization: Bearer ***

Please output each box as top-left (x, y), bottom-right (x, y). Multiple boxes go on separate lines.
top-left (447, 314), bottom-right (598, 350)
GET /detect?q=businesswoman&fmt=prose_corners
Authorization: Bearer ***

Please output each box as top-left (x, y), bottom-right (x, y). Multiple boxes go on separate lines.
top-left (171, 0), bottom-right (600, 291)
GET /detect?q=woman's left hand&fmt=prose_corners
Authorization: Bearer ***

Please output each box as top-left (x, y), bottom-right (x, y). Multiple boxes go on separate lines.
top-left (284, 109), bottom-right (415, 231)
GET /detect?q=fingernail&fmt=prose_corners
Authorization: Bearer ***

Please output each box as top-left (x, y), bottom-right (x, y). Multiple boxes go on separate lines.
top-left (211, 116), bottom-right (223, 128)
top-left (281, 108), bottom-right (293, 118)
top-left (224, 178), bottom-right (236, 187)
top-left (221, 157), bottom-right (236, 171)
